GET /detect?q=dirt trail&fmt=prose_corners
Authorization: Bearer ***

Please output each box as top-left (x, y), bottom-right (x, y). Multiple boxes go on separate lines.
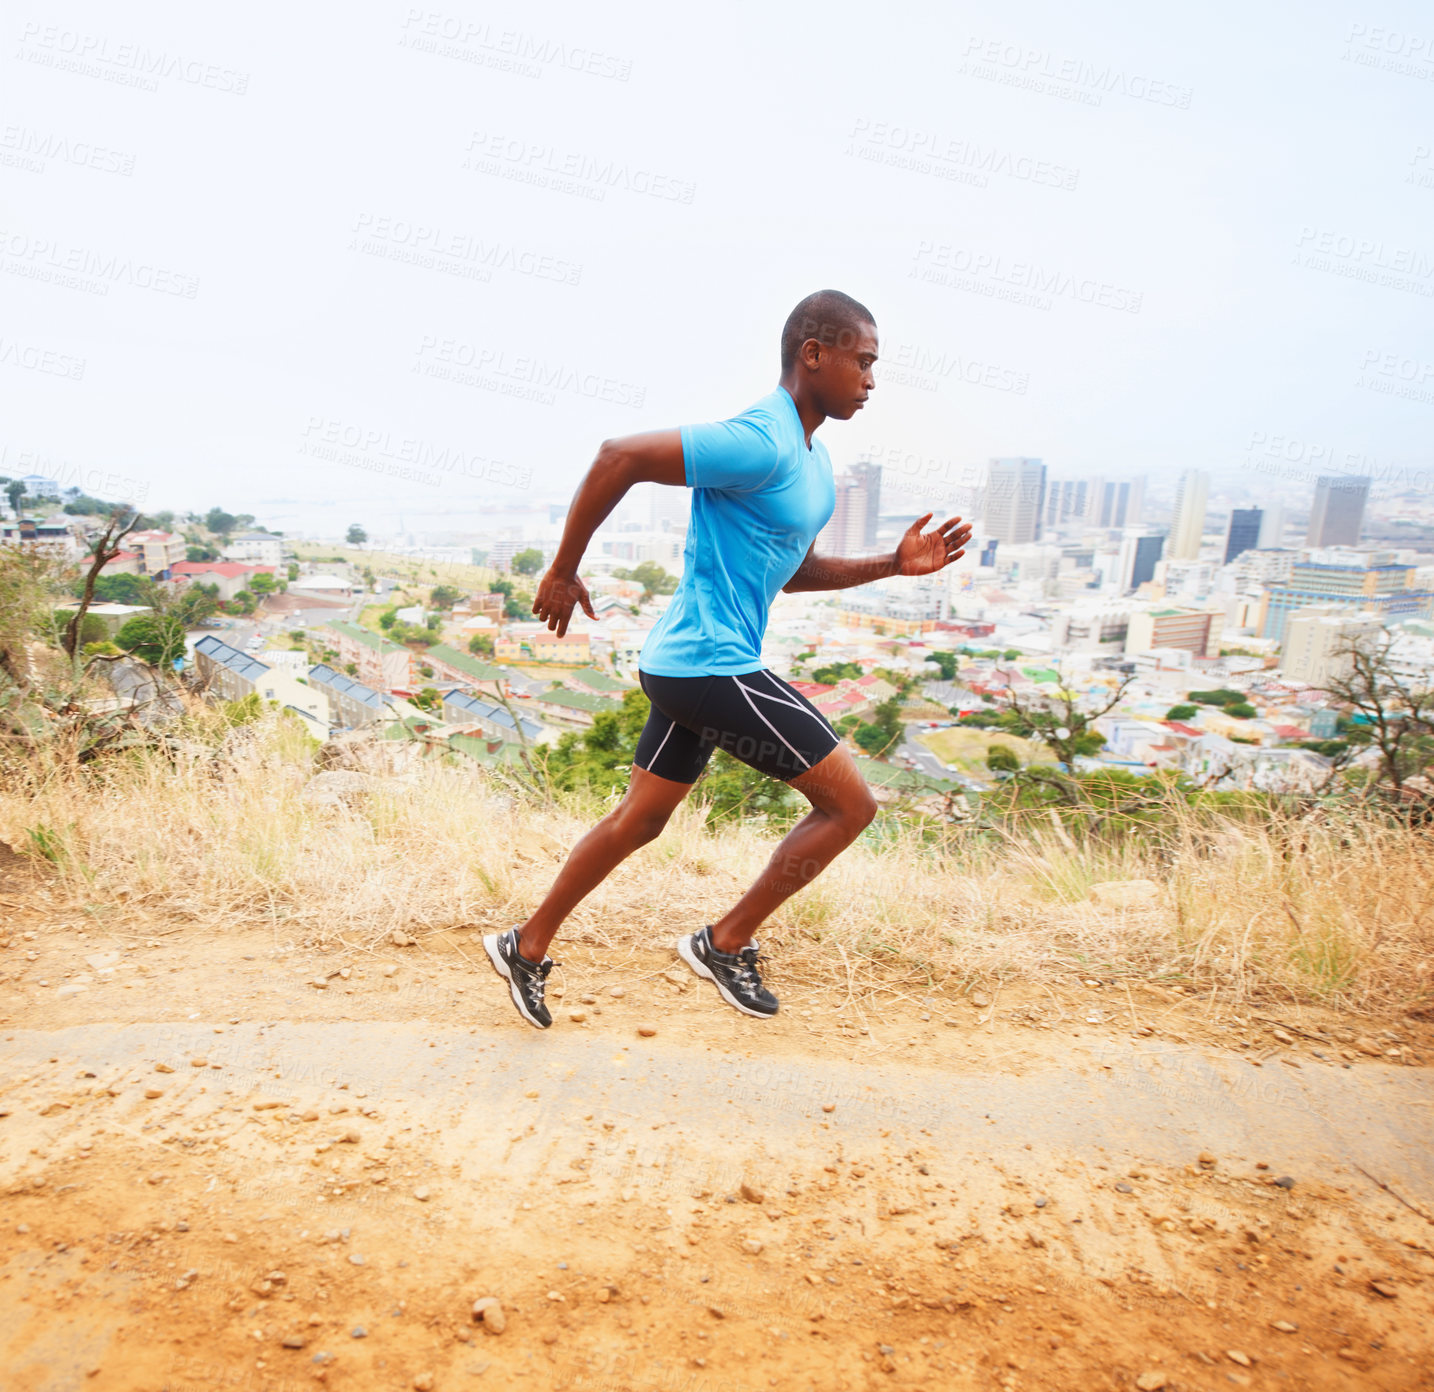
top-left (1, 919), bottom-right (1432, 1391)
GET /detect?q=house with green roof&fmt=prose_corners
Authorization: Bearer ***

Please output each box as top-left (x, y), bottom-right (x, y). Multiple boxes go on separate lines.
top-left (524, 688), bottom-right (623, 727)
top-left (425, 643), bottom-right (508, 697)
top-left (318, 620), bottom-right (414, 692)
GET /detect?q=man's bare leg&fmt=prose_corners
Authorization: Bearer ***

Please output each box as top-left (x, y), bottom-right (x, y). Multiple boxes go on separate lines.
top-left (514, 765), bottom-right (693, 962)
top-left (707, 744), bottom-right (877, 955)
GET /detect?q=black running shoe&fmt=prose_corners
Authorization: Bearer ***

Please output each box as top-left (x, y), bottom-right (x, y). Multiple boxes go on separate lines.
top-left (483, 926), bottom-right (554, 1029)
top-left (676, 925), bottom-right (778, 1018)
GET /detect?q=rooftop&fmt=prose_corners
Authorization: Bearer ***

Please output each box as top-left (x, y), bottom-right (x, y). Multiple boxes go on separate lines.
top-left (195, 634), bottom-right (270, 682)
top-left (308, 664), bottom-right (386, 711)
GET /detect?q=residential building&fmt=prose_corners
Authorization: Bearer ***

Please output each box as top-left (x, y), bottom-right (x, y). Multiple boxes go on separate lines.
top-left (1168, 470), bottom-right (1209, 561)
top-left (170, 560), bottom-right (275, 602)
top-left (524, 688), bottom-right (622, 727)
top-left (984, 458), bottom-right (1046, 545)
top-left (1224, 508), bottom-right (1263, 565)
top-left (441, 688), bottom-right (547, 744)
top-left (20, 474), bottom-right (61, 499)
top-left (319, 620), bottom-right (414, 691)
top-left (1306, 475), bottom-right (1370, 547)
top-left (223, 532), bottom-right (286, 568)
top-left (1052, 607), bottom-right (1130, 654)
top-left (308, 664), bottom-right (389, 729)
top-left (1281, 608), bottom-right (1383, 687)
top-left (1, 518), bottom-right (83, 560)
top-left (1125, 606), bottom-right (1219, 658)
top-left (290, 573), bottom-right (355, 598)
top-left (424, 643), bottom-right (507, 697)
top-left (53, 601), bottom-right (151, 638)
top-left (127, 529), bottom-right (187, 577)
top-left (1258, 550), bottom-right (1433, 643)
top-left (193, 636), bottom-right (329, 736)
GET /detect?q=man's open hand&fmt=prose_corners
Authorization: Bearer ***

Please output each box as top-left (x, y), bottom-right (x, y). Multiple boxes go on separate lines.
top-left (531, 566), bottom-right (596, 637)
top-left (895, 513), bottom-right (973, 577)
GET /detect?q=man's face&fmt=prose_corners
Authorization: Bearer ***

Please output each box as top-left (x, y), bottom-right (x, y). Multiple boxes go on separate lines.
top-left (808, 322), bottom-right (878, 420)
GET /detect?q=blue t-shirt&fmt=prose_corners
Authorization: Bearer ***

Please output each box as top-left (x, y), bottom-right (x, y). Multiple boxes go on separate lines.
top-left (638, 386), bottom-right (834, 677)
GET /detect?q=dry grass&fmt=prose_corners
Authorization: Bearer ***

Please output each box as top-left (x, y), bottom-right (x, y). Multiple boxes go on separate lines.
top-left (1, 707), bottom-right (1430, 1016)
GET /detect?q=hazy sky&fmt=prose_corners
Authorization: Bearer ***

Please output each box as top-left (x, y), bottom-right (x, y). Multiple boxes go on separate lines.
top-left (3, 0), bottom-right (1432, 539)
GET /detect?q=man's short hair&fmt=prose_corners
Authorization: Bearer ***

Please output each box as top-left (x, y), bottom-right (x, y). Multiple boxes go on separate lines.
top-left (780, 290), bottom-right (876, 372)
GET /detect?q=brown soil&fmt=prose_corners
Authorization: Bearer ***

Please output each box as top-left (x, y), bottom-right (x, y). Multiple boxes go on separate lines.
top-left (1, 890), bottom-right (1432, 1391)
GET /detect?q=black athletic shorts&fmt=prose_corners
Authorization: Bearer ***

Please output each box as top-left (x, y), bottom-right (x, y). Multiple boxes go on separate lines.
top-left (633, 668), bottom-right (843, 784)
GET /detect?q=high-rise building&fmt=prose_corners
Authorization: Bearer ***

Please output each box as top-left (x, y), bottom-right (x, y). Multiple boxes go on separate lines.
top-left (1282, 608), bottom-right (1383, 686)
top-left (984, 458), bottom-right (1046, 545)
top-left (1224, 508), bottom-right (1263, 565)
top-left (1257, 500), bottom-right (1285, 549)
top-left (1258, 548), bottom-right (1432, 642)
top-left (1097, 476), bottom-right (1146, 528)
top-left (1306, 475), bottom-right (1370, 546)
top-left (1169, 470), bottom-right (1210, 561)
top-left (817, 477), bottom-right (866, 557)
top-left (1043, 478), bottom-right (1093, 530)
top-left (850, 460), bottom-right (881, 548)
top-left (1125, 605), bottom-right (1219, 658)
top-left (1116, 530), bottom-right (1165, 592)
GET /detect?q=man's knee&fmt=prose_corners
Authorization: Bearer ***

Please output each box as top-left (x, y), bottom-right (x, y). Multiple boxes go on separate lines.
top-left (614, 802), bottom-right (671, 844)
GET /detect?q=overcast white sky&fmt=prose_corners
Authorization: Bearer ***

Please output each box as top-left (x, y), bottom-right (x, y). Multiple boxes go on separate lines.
top-left (3, 0), bottom-right (1432, 539)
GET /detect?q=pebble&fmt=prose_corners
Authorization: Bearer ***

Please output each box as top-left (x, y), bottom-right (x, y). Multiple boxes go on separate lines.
top-left (1369, 1280), bottom-right (1398, 1299)
top-left (350, 1327), bottom-right (366, 1339)
top-left (1197, 1151), bottom-right (1217, 1166)
top-left (1355, 1037), bottom-right (1383, 1057)
top-left (413, 1375), bottom-right (434, 1391)
top-left (1226, 1350), bottom-right (1252, 1367)
top-left (348, 1254), bottom-right (366, 1266)
top-left (740, 1183), bottom-right (764, 1204)
top-left (636, 1025), bottom-right (657, 1037)
top-left (472, 1297), bottom-right (505, 1334)
top-left (569, 1012), bottom-right (587, 1023)
top-left (144, 1088), bottom-right (163, 1100)
top-left (1273, 1175), bottom-right (1296, 1189)
top-left (1271, 1320), bottom-right (1298, 1333)
top-left (970, 992), bottom-right (991, 1008)
top-left (281, 1336), bottom-right (306, 1350)
top-left (707, 1305), bottom-right (725, 1319)
top-left (154, 1063), bottom-right (174, 1074)
top-left (190, 1058), bottom-right (207, 1068)
top-left (741, 1239), bottom-right (763, 1255)
top-left (608, 986), bottom-right (625, 998)
top-left (1136, 1375), bottom-right (1168, 1391)
top-left (1114, 1182), bottom-right (1133, 1194)
top-left (414, 1187), bottom-right (431, 1202)
top-left (822, 1103), bottom-right (836, 1113)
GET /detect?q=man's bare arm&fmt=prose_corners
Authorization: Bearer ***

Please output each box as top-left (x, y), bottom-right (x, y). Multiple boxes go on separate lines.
top-left (533, 430), bottom-right (686, 636)
top-left (782, 545), bottom-right (899, 592)
top-left (783, 513), bottom-right (973, 593)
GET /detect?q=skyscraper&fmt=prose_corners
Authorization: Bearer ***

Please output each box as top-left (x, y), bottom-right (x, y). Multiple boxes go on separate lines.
top-left (1306, 475), bottom-right (1370, 547)
top-left (1257, 499), bottom-right (1285, 549)
top-left (1224, 507), bottom-right (1263, 565)
top-left (1169, 470), bottom-right (1210, 561)
top-left (1097, 476), bottom-right (1146, 528)
top-left (1117, 530), bottom-right (1165, 591)
top-left (850, 460), bottom-right (881, 548)
top-left (984, 458), bottom-right (1046, 545)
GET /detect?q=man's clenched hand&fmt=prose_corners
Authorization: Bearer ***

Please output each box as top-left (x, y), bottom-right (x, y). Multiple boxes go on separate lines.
top-left (532, 566), bottom-right (596, 637)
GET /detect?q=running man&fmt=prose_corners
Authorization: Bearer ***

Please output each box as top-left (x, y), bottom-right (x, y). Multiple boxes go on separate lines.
top-left (484, 290), bottom-right (972, 1028)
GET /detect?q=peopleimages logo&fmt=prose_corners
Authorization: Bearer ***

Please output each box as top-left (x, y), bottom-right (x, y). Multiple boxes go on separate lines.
top-left (911, 241), bottom-right (1143, 314)
top-left (349, 212), bottom-right (582, 287)
top-left (463, 132), bottom-right (695, 204)
top-left (413, 335), bottom-right (646, 408)
top-left (14, 22), bottom-right (250, 94)
top-left (398, 7), bottom-right (632, 82)
top-left (958, 35), bottom-right (1193, 109)
top-left (847, 118), bottom-right (1079, 192)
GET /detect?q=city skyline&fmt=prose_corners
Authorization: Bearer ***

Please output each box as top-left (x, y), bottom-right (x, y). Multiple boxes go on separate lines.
top-left (3, 0), bottom-right (1430, 540)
